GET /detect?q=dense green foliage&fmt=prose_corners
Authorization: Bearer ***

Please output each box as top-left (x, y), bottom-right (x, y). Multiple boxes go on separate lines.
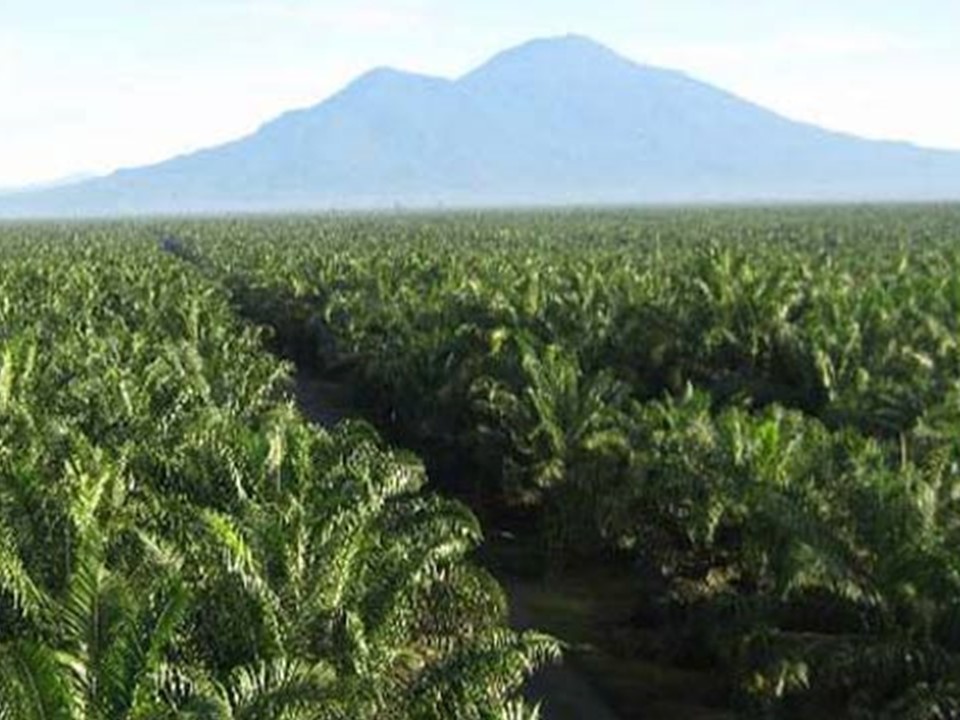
top-left (0, 226), bottom-right (555, 719)
top-left (170, 206), bottom-right (960, 718)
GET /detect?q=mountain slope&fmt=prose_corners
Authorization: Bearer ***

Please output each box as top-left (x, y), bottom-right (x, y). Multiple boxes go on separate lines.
top-left (3, 35), bottom-right (960, 217)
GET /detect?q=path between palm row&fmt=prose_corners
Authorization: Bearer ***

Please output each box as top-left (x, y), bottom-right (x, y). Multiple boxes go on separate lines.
top-left (291, 371), bottom-right (620, 720)
top-left (156, 238), bottom-right (621, 719)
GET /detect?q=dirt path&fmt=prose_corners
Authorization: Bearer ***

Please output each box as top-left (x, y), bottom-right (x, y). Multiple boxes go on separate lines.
top-left (506, 578), bottom-right (621, 720)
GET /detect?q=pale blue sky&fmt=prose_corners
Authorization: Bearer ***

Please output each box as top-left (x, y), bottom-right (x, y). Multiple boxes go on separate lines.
top-left (2, 0), bottom-right (958, 187)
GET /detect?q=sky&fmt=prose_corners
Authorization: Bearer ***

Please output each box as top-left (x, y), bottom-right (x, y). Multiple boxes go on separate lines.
top-left (1, 0), bottom-right (959, 188)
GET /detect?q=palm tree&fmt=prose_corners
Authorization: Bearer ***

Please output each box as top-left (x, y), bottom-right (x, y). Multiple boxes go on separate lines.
top-left (231, 418), bottom-right (558, 718)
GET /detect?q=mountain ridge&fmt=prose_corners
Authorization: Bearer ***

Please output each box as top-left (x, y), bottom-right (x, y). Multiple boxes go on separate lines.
top-left (3, 34), bottom-right (960, 217)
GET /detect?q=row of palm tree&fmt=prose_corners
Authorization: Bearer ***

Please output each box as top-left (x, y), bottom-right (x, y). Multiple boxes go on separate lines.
top-left (0, 226), bottom-right (556, 719)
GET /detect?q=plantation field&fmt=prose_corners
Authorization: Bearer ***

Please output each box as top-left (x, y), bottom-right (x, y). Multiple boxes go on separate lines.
top-left (3, 205), bottom-right (960, 718)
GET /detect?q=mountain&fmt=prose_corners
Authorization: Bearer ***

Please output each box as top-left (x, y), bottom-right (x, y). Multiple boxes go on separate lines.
top-left (3, 35), bottom-right (960, 217)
